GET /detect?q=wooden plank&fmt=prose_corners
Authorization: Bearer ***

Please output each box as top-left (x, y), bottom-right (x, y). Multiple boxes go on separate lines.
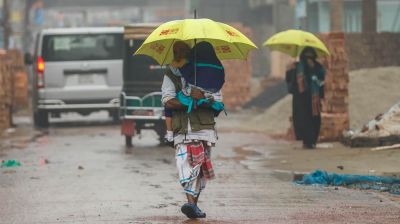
top-left (371, 143), bottom-right (400, 151)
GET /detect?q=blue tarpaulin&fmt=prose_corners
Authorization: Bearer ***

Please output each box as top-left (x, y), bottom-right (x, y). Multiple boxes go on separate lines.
top-left (296, 170), bottom-right (400, 195)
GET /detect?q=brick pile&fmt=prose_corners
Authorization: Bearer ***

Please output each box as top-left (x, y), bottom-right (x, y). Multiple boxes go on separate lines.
top-left (221, 23), bottom-right (253, 110)
top-left (0, 50), bottom-right (27, 133)
top-left (0, 52), bottom-right (13, 132)
top-left (7, 50), bottom-right (28, 109)
top-left (13, 70), bottom-right (28, 109)
top-left (318, 32), bottom-right (350, 141)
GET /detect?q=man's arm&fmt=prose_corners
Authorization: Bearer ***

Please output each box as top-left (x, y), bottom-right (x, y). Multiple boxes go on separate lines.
top-left (161, 75), bottom-right (186, 110)
top-left (165, 98), bottom-right (186, 109)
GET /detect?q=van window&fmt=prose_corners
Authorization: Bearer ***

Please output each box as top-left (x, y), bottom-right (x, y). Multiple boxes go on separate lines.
top-left (122, 39), bottom-right (166, 96)
top-left (42, 33), bottom-right (123, 61)
top-left (124, 39), bottom-right (166, 83)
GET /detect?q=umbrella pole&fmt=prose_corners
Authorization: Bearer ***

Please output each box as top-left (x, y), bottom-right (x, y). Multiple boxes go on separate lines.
top-left (194, 9), bottom-right (197, 86)
top-left (194, 39), bottom-right (197, 86)
top-left (194, 9), bottom-right (197, 108)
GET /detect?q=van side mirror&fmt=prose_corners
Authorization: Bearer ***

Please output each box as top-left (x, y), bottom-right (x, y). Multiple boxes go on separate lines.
top-left (24, 53), bottom-right (33, 65)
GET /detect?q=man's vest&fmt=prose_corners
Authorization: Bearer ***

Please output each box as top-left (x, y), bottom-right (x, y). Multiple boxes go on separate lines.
top-left (165, 71), bottom-right (216, 134)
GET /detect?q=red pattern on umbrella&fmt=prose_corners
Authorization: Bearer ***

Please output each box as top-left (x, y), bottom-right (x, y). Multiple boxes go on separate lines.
top-left (215, 45), bottom-right (231, 54)
top-left (159, 28), bottom-right (179, 36)
top-left (150, 43), bottom-right (165, 54)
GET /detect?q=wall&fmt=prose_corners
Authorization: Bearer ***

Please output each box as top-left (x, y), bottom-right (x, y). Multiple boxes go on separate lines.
top-left (269, 51), bottom-right (295, 79)
top-left (221, 23), bottom-right (253, 110)
top-left (301, 0), bottom-right (400, 33)
top-left (345, 33), bottom-right (400, 71)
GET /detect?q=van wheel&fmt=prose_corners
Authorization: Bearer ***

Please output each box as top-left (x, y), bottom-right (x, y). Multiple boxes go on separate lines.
top-left (156, 128), bottom-right (167, 145)
top-left (34, 110), bottom-right (49, 128)
top-left (125, 135), bottom-right (132, 147)
top-left (111, 111), bottom-right (120, 123)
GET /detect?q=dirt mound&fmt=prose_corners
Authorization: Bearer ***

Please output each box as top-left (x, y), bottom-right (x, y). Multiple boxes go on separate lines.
top-left (245, 95), bottom-right (292, 133)
top-left (349, 66), bottom-right (400, 129)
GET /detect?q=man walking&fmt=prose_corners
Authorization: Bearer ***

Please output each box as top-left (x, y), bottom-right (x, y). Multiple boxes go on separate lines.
top-left (161, 42), bottom-right (222, 219)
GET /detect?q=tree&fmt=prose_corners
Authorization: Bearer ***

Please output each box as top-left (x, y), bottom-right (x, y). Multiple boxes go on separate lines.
top-left (2, 0), bottom-right (10, 49)
top-left (362, 0), bottom-right (377, 33)
top-left (330, 0), bottom-right (343, 32)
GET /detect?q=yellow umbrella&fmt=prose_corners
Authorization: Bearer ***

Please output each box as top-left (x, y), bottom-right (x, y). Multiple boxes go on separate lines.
top-left (263, 29), bottom-right (330, 57)
top-left (134, 18), bottom-right (257, 65)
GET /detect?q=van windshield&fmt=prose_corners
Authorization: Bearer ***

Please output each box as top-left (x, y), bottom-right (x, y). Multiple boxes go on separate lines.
top-left (42, 33), bottom-right (123, 61)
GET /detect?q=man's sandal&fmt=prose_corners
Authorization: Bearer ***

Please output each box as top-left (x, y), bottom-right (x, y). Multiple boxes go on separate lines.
top-left (181, 203), bottom-right (197, 219)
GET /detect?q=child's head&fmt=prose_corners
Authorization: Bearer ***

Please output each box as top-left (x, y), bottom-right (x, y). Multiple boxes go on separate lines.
top-left (173, 41), bottom-right (190, 62)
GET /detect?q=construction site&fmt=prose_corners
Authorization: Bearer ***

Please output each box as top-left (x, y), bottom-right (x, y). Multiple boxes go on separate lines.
top-left (1, 0), bottom-right (400, 223)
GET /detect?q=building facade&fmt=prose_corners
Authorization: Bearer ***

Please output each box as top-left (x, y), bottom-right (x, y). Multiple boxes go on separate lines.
top-left (296, 0), bottom-right (400, 33)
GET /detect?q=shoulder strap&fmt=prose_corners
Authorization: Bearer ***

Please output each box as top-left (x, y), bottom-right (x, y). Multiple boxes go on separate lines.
top-left (165, 69), bottom-right (182, 93)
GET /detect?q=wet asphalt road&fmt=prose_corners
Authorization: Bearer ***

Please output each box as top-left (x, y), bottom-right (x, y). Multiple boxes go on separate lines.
top-left (1, 115), bottom-right (400, 224)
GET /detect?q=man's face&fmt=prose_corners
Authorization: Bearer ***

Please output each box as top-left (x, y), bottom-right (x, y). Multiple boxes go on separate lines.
top-left (173, 42), bottom-right (190, 61)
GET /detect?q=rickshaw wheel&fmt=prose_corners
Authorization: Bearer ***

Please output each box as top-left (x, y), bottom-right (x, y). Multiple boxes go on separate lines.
top-left (125, 135), bottom-right (133, 147)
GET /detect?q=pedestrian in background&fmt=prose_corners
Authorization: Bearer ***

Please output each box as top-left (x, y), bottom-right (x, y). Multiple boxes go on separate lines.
top-left (293, 47), bottom-right (326, 149)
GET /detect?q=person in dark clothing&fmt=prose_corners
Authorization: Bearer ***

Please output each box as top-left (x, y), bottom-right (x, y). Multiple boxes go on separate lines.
top-left (179, 41), bottom-right (225, 94)
top-left (293, 47), bottom-right (326, 149)
top-left (286, 62), bottom-right (302, 141)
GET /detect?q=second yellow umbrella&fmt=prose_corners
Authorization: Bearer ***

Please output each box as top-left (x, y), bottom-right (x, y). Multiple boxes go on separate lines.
top-left (263, 29), bottom-right (330, 57)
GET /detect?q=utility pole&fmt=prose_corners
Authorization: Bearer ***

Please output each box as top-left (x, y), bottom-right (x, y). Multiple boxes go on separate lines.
top-left (330, 0), bottom-right (343, 32)
top-left (2, 0), bottom-right (10, 49)
top-left (24, 0), bottom-right (35, 52)
top-left (362, 0), bottom-right (377, 33)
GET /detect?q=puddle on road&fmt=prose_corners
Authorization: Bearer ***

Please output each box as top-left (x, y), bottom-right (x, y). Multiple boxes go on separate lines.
top-left (271, 169), bottom-right (307, 182)
top-left (157, 158), bottom-right (172, 165)
top-left (234, 146), bottom-right (263, 157)
top-left (217, 146), bottom-right (262, 162)
top-left (217, 145), bottom-right (272, 170)
top-left (0, 130), bottom-right (47, 151)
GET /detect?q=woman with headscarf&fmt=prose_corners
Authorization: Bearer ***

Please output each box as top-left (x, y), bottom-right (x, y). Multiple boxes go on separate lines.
top-left (295, 47), bottom-right (326, 149)
top-left (174, 41), bottom-right (225, 115)
top-left (179, 41), bottom-right (225, 96)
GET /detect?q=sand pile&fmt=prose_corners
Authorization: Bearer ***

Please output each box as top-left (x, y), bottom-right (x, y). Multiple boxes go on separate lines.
top-left (349, 66), bottom-right (400, 129)
top-left (246, 95), bottom-right (292, 133)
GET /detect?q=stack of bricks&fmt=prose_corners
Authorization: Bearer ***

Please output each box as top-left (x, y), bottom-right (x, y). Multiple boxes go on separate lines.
top-left (318, 32), bottom-right (350, 141)
top-left (0, 50), bottom-right (27, 133)
top-left (0, 52), bottom-right (13, 132)
top-left (221, 23), bottom-right (253, 110)
top-left (7, 50), bottom-right (28, 110)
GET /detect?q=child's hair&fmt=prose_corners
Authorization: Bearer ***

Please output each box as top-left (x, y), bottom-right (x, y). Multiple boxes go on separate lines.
top-left (173, 41), bottom-right (190, 62)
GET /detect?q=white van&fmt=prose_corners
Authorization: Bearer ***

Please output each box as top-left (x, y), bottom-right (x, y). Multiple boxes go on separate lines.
top-left (29, 27), bottom-right (124, 127)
